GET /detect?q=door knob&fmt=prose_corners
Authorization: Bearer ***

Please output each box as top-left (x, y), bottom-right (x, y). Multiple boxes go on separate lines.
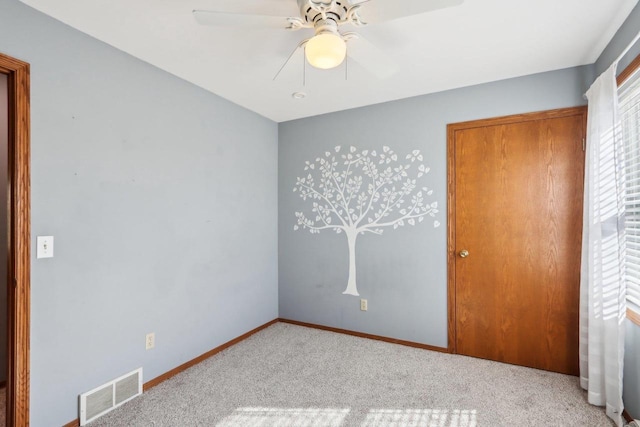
top-left (459, 249), bottom-right (469, 258)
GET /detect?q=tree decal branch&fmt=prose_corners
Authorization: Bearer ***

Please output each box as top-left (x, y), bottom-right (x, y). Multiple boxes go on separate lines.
top-left (293, 145), bottom-right (440, 296)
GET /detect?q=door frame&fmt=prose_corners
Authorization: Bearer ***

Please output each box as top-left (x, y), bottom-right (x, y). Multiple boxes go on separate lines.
top-left (0, 52), bottom-right (31, 426)
top-left (446, 106), bottom-right (587, 353)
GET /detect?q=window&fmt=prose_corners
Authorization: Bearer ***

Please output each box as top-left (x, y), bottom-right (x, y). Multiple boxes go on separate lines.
top-left (620, 56), bottom-right (640, 311)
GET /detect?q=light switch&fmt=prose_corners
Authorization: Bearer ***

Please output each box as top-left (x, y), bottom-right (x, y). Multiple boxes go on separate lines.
top-left (37, 236), bottom-right (54, 259)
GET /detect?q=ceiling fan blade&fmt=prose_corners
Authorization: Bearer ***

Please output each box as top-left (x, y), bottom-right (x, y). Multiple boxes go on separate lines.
top-left (195, 0), bottom-right (299, 17)
top-left (349, 0), bottom-right (463, 24)
top-left (346, 35), bottom-right (398, 79)
top-left (193, 10), bottom-right (290, 28)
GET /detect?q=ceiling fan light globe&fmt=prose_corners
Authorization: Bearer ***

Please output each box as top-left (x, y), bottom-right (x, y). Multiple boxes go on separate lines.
top-left (305, 33), bottom-right (346, 69)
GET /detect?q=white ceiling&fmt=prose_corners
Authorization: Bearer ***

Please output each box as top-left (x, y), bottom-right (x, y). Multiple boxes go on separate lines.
top-left (19, 0), bottom-right (638, 122)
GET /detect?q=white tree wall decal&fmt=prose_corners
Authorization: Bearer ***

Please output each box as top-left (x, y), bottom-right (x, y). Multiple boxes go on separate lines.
top-left (293, 145), bottom-right (440, 296)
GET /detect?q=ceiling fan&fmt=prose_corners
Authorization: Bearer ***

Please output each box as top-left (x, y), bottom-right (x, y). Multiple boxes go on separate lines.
top-left (193, 0), bottom-right (463, 79)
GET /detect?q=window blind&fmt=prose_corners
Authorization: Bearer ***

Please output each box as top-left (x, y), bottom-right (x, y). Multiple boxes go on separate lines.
top-left (621, 64), bottom-right (640, 308)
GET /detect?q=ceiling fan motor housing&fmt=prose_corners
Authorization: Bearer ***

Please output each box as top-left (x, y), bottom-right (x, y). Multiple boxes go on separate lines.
top-left (314, 18), bottom-right (340, 37)
top-left (296, 0), bottom-right (365, 30)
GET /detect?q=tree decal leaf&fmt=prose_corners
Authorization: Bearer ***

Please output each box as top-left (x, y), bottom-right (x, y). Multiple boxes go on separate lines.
top-left (292, 145), bottom-right (440, 296)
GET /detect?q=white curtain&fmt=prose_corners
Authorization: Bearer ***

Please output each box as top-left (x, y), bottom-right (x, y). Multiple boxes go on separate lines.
top-left (580, 63), bottom-right (626, 427)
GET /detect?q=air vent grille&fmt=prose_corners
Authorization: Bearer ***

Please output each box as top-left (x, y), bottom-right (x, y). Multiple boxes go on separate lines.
top-left (115, 370), bottom-right (140, 405)
top-left (85, 385), bottom-right (113, 421)
top-left (80, 368), bottom-right (142, 425)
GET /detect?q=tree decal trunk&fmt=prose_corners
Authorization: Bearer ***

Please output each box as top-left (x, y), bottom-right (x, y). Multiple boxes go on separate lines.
top-left (343, 230), bottom-right (359, 296)
top-left (293, 145), bottom-right (439, 296)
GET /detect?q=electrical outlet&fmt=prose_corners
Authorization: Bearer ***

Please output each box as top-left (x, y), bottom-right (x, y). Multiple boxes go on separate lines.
top-left (360, 299), bottom-right (368, 311)
top-left (145, 333), bottom-right (155, 350)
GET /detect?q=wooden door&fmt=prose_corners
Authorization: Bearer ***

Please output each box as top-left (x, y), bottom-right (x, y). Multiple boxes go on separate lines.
top-left (447, 107), bottom-right (586, 375)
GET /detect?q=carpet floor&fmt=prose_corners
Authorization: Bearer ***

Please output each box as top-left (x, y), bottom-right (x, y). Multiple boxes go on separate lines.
top-left (91, 323), bottom-right (613, 426)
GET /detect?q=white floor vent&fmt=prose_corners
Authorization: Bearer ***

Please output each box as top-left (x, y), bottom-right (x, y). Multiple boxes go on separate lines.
top-left (79, 368), bottom-right (142, 425)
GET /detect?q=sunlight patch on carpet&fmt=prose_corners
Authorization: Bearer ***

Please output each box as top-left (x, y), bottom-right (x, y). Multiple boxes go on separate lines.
top-left (362, 409), bottom-right (477, 427)
top-left (215, 407), bottom-right (477, 426)
top-left (217, 407), bottom-right (350, 426)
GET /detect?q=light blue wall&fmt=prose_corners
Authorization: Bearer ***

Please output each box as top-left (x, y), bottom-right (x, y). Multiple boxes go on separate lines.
top-left (0, 0), bottom-right (279, 425)
top-left (279, 66), bottom-right (590, 347)
top-left (594, 2), bottom-right (640, 77)
top-left (1, 0), bottom-right (637, 423)
top-left (594, 1), bottom-right (640, 420)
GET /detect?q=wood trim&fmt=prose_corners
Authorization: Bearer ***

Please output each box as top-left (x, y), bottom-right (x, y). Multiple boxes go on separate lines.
top-left (617, 53), bottom-right (640, 86)
top-left (623, 409), bottom-right (633, 423)
top-left (628, 308), bottom-right (640, 327)
top-left (279, 318), bottom-right (449, 353)
top-left (64, 319), bottom-right (279, 426)
top-left (446, 106), bottom-right (587, 354)
top-left (0, 52), bottom-right (31, 427)
top-left (144, 319), bottom-right (278, 391)
top-left (447, 106), bottom-right (587, 134)
top-left (446, 125), bottom-right (457, 354)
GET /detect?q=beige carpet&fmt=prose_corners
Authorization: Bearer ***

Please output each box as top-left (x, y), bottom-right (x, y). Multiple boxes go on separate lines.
top-left (90, 323), bottom-right (612, 426)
